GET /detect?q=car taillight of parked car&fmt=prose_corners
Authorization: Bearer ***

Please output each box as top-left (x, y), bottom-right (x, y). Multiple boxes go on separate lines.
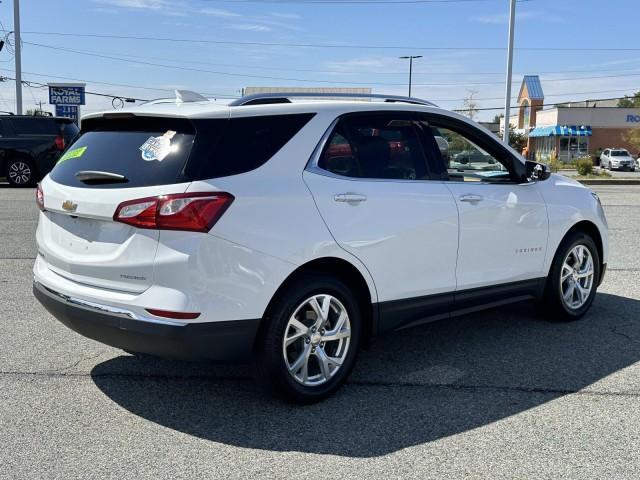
top-left (113, 192), bottom-right (234, 233)
top-left (54, 135), bottom-right (65, 151)
top-left (36, 184), bottom-right (45, 211)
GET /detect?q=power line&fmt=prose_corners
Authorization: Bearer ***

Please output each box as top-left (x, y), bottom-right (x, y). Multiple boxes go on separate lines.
top-left (0, 72), bottom-right (634, 115)
top-left (22, 30), bottom-right (640, 52)
top-left (20, 40), bottom-right (640, 77)
top-left (206, 0), bottom-right (532, 3)
top-left (22, 41), bottom-right (640, 87)
top-left (0, 74), bottom-right (150, 102)
top-left (0, 67), bottom-right (240, 98)
top-left (1, 66), bottom-right (636, 105)
top-left (453, 95), bottom-right (632, 113)
top-left (433, 87), bottom-right (640, 102)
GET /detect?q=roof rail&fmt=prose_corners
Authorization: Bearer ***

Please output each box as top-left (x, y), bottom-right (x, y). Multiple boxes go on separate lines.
top-left (229, 92), bottom-right (438, 107)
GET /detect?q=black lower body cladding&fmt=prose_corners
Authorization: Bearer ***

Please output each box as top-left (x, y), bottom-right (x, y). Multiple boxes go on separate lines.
top-left (33, 281), bottom-right (260, 361)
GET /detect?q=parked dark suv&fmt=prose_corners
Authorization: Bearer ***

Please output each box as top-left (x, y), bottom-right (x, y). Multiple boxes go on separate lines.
top-left (0, 115), bottom-right (79, 186)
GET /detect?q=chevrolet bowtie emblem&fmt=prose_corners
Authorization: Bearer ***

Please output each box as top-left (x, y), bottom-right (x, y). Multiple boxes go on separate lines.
top-left (62, 200), bottom-right (78, 212)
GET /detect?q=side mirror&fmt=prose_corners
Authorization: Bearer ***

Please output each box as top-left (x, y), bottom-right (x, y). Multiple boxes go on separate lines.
top-left (526, 160), bottom-right (551, 181)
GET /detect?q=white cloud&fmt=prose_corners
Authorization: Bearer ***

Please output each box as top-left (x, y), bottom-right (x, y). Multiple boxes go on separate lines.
top-left (271, 13), bottom-right (301, 19)
top-left (200, 8), bottom-right (240, 18)
top-left (230, 24), bottom-right (272, 32)
top-left (92, 0), bottom-right (173, 10)
top-left (470, 10), bottom-right (563, 24)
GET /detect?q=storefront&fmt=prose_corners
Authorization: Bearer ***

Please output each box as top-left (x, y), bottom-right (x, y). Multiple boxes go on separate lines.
top-left (501, 76), bottom-right (640, 162)
top-left (528, 107), bottom-right (640, 162)
top-left (529, 125), bottom-right (591, 162)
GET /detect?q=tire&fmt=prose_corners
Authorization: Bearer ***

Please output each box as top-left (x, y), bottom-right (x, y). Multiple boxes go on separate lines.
top-left (255, 272), bottom-right (362, 404)
top-left (541, 231), bottom-right (600, 322)
top-left (5, 157), bottom-right (36, 187)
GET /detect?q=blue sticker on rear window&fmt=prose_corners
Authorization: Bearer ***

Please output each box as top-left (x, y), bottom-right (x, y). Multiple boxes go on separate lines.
top-left (139, 130), bottom-right (177, 162)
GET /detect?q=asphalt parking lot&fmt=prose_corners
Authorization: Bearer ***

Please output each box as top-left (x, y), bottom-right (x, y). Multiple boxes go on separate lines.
top-left (1, 184), bottom-right (639, 479)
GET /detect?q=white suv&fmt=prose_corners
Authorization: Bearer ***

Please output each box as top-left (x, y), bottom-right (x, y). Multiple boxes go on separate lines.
top-left (33, 92), bottom-right (609, 403)
top-left (600, 148), bottom-right (636, 171)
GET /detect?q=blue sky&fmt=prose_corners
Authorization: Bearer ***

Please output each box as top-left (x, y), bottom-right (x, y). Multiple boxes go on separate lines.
top-left (0, 0), bottom-right (638, 119)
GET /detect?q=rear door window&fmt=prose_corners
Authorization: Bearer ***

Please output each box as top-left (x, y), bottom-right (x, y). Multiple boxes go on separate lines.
top-left (186, 113), bottom-right (315, 180)
top-left (318, 113), bottom-right (429, 180)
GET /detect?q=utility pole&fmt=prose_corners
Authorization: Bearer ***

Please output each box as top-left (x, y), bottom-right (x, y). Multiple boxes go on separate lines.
top-left (13, 0), bottom-right (22, 115)
top-left (399, 55), bottom-right (422, 97)
top-left (502, 0), bottom-right (516, 144)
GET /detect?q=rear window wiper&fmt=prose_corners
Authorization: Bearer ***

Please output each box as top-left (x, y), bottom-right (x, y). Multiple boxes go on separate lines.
top-left (75, 170), bottom-right (129, 184)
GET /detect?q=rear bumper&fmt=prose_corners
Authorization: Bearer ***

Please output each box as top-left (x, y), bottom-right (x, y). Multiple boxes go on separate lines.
top-left (33, 281), bottom-right (260, 362)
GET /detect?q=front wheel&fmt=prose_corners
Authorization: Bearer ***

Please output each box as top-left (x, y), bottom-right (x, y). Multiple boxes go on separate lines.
top-left (541, 232), bottom-right (600, 322)
top-left (255, 273), bottom-right (361, 404)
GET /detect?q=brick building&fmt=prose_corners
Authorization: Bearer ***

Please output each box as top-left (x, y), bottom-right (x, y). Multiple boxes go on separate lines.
top-left (501, 76), bottom-right (640, 162)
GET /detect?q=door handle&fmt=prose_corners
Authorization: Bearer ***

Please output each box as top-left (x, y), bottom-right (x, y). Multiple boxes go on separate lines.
top-left (334, 193), bottom-right (367, 204)
top-left (459, 194), bottom-right (483, 204)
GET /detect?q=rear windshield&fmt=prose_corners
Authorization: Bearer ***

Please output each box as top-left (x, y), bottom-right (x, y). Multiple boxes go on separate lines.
top-left (48, 113), bottom-right (314, 189)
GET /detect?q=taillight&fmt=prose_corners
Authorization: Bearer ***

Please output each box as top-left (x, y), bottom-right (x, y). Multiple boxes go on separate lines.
top-left (114, 192), bottom-right (234, 232)
top-left (36, 184), bottom-right (45, 211)
top-left (54, 135), bottom-right (65, 151)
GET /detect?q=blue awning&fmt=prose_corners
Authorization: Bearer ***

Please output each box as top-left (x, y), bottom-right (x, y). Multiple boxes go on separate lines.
top-left (529, 125), bottom-right (592, 137)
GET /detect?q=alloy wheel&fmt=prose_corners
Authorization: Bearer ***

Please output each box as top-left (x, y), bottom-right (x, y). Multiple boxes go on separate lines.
top-left (8, 161), bottom-right (32, 185)
top-left (282, 294), bottom-right (351, 387)
top-left (560, 244), bottom-right (595, 310)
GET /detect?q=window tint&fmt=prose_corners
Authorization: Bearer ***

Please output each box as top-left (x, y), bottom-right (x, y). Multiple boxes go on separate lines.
top-left (49, 114), bottom-right (314, 189)
top-left (49, 117), bottom-right (196, 189)
top-left (611, 150), bottom-right (629, 156)
top-left (319, 113), bottom-right (428, 180)
top-left (0, 120), bottom-right (5, 137)
top-left (10, 117), bottom-right (58, 135)
top-left (188, 113), bottom-right (315, 180)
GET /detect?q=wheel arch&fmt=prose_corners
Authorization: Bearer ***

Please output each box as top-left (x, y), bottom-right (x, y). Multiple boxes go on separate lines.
top-left (255, 256), bottom-right (377, 351)
top-left (553, 220), bottom-right (604, 281)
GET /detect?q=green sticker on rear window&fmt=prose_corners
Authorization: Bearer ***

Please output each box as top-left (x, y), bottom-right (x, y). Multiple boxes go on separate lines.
top-left (58, 146), bottom-right (87, 163)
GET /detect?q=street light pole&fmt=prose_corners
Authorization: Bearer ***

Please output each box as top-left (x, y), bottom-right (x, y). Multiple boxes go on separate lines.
top-left (502, 0), bottom-right (516, 144)
top-left (399, 55), bottom-right (422, 97)
top-left (13, 0), bottom-right (22, 115)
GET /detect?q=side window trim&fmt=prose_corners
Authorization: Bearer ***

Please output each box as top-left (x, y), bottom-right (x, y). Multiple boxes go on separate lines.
top-left (307, 111), bottom-right (434, 182)
top-left (416, 112), bottom-right (527, 183)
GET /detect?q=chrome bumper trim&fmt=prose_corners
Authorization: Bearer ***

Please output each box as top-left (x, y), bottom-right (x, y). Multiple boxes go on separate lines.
top-left (34, 280), bottom-right (188, 327)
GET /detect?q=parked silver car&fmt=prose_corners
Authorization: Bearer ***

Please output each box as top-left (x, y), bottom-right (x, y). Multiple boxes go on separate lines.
top-left (600, 148), bottom-right (636, 171)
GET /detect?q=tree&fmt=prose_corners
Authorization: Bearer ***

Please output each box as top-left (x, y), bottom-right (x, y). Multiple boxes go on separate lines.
top-left (508, 127), bottom-right (527, 153)
top-left (617, 91), bottom-right (640, 108)
top-left (623, 128), bottom-right (640, 155)
top-left (460, 90), bottom-right (479, 120)
top-left (492, 113), bottom-right (504, 124)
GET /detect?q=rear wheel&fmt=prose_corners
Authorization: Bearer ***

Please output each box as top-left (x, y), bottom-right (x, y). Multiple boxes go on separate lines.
top-left (541, 232), bottom-right (600, 322)
top-left (256, 273), bottom-right (361, 404)
top-left (6, 158), bottom-right (36, 187)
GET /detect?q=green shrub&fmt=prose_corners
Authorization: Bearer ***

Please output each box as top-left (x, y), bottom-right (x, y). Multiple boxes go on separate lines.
top-left (575, 156), bottom-right (594, 176)
top-left (547, 155), bottom-right (562, 173)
